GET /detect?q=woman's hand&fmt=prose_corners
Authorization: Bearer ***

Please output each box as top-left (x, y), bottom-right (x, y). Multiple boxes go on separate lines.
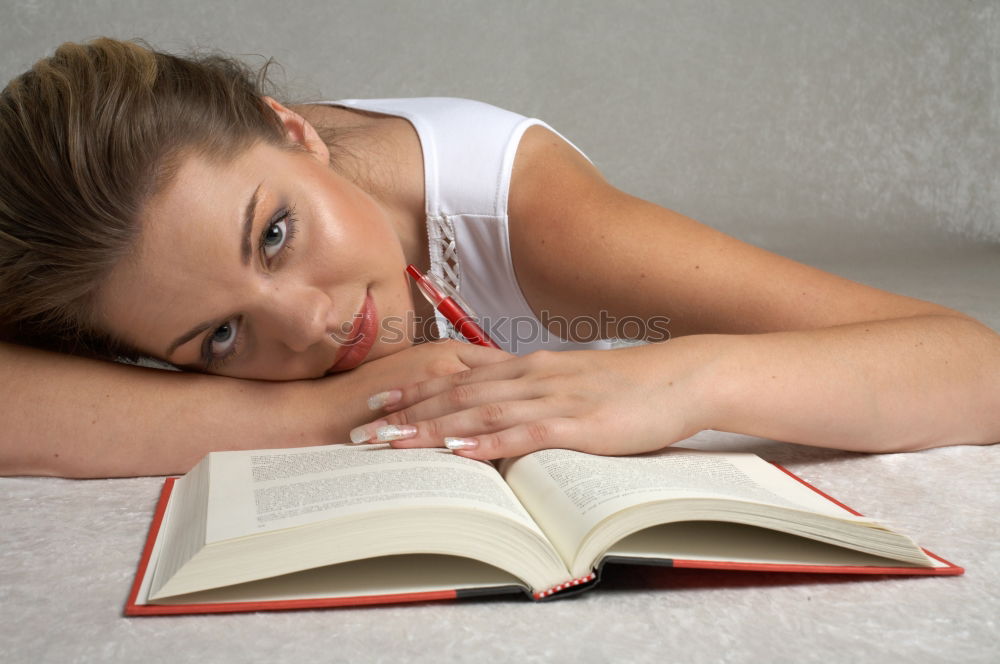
top-left (350, 338), bottom-right (720, 459)
top-left (304, 339), bottom-right (512, 445)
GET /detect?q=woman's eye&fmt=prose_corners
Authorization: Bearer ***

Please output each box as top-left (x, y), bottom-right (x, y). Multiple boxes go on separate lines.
top-left (209, 319), bottom-right (239, 356)
top-left (259, 205), bottom-right (298, 265)
top-left (262, 219), bottom-right (287, 259)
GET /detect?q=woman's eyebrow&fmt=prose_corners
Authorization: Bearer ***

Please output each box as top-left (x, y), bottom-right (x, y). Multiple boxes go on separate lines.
top-left (241, 182), bottom-right (264, 265)
top-left (166, 319), bottom-right (216, 359)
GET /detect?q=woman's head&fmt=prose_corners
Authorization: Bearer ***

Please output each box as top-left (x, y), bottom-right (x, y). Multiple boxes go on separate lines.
top-left (0, 37), bottom-right (288, 357)
top-left (0, 38), bottom-right (415, 378)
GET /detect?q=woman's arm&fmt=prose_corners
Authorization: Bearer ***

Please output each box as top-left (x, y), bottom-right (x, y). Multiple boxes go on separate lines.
top-left (355, 126), bottom-right (1000, 456)
top-left (0, 339), bottom-right (507, 477)
top-left (1, 341), bottom-right (323, 477)
top-left (703, 315), bottom-right (1000, 452)
top-left (360, 315), bottom-right (1000, 458)
top-left (507, 126), bottom-right (1000, 450)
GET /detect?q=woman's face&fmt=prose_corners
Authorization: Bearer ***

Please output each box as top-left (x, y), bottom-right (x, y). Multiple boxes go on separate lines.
top-left (98, 133), bottom-right (417, 381)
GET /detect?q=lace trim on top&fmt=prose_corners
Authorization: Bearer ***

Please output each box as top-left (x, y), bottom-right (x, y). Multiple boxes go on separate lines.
top-left (426, 213), bottom-right (463, 341)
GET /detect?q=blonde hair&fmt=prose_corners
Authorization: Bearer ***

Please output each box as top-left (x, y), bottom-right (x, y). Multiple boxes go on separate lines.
top-left (0, 38), bottom-right (289, 357)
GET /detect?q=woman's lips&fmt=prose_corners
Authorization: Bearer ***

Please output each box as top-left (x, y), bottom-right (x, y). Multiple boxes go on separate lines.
top-left (326, 293), bottom-right (378, 374)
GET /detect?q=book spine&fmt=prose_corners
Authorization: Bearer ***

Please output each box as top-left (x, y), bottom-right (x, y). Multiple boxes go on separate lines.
top-left (532, 572), bottom-right (597, 599)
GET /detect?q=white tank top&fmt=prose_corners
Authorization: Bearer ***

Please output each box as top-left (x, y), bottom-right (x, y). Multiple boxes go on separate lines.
top-left (318, 97), bottom-right (613, 355)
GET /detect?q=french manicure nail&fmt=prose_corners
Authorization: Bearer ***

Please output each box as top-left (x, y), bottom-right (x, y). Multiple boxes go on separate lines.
top-left (349, 419), bottom-right (387, 444)
top-left (376, 424), bottom-right (418, 442)
top-left (368, 389), bottom-right (403, 410)
top-left (349, 427), bottom-right (372, 444)
top-left (444, 437), bottom-right (479, 451)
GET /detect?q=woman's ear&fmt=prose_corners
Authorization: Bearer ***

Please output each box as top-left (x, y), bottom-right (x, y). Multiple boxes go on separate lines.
top-left (262, 96), bottom-right (331, 165)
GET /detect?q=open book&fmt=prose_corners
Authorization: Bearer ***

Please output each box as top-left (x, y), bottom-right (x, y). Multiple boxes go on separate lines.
top-left (126, 444), bottom-right (960, 615)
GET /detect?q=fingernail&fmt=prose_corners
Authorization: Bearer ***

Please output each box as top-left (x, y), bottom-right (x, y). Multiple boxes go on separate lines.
top-left (376, 424), bottom-right (418, 442)
top-left (349, 419), bottom-right (387, 444)
top-left (444, 437), bottom-right (479, 451)
top-left (349, 427), bottom-right (372, 444)
top-left (368, 390), bottom-right (403, 410)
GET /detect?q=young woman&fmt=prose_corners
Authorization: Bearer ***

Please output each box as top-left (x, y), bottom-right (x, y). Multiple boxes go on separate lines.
top-left (1, 38), bottom-right (997, 478)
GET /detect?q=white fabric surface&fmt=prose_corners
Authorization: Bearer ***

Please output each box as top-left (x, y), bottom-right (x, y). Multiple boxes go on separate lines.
top-left (2, 244), bottom-right (998, 664)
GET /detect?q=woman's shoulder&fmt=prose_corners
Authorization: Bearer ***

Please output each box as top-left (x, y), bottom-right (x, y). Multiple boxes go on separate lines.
top-left (291, 102), bottom-right (425, 218)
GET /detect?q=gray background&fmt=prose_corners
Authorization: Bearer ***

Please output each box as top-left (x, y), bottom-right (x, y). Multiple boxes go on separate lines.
top-left (2, 2), bottom-right (998, 664)
top-left (3, 0), bottom-right (998, 256)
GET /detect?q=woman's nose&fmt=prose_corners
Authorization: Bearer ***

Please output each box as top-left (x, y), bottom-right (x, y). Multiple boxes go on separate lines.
top-left (267, 287), bottom-right (336, 353)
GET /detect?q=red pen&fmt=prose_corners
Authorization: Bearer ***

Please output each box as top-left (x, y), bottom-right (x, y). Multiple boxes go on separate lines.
top-left (405, 264), bottom-right (500, 349)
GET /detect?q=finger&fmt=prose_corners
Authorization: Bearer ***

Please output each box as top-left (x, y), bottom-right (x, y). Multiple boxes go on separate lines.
top-left (373, 352), bottom-right (528, 415)
top-left (350, 378), bottom-right (549, 445)
top-left (446, 418), bottom-right (579, 460)
top-left (452, 342), bottom-right (514, 368)
top-left (384, 396), bottom-right (555, 449)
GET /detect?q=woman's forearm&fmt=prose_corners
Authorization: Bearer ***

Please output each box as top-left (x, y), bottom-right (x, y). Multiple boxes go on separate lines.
top-left (700, 315), bottom-right (1000, 452)
top-left (0, 342), bottom-right (358, 478)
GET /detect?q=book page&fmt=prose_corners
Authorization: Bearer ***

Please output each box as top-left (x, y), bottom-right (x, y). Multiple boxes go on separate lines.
top-left (605, 521), bottom-right (947, 568)
top-left (145, 554), bottom-right (522, 606)
top-left (501, 448), bottom-right (868, 565)
top-left (205, 444), bottom-right (543, 543)
top-left (146, 459), bottom-right (211, 598)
